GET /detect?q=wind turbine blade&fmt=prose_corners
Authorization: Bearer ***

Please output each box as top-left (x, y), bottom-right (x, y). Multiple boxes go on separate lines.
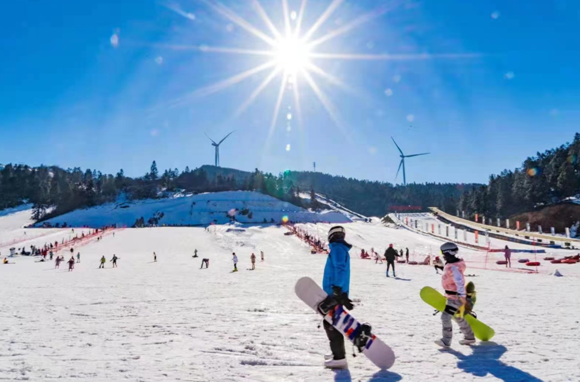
top-left (391, 137), bottom-right (404, 156)
top-left (205, 132), bottom-right (217, 144)
top-left (395, 159), bottom-right (403, 180)
top-left (218, 131), bottom-right (235, 145)
top-left (405, 152), bottom-right (430, 158)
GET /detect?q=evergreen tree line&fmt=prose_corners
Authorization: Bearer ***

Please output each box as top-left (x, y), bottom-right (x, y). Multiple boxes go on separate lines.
top-left (458, 133), bottom-right (580, 220)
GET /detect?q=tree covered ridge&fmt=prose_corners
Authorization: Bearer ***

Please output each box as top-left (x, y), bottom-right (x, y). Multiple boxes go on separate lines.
top-left (459, 133), bottom-right (580, 220)
top-left (0, 162), bottom-right (477, 221)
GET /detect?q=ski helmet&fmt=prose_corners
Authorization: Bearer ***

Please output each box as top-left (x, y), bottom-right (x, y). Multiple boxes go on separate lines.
top-left (328, 226), bottom-right (346, 242)
top-left (440, 242), bottom-right (459, 257)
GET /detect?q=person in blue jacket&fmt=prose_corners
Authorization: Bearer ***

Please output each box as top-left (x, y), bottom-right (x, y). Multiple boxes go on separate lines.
top-left (319, 226), bottom-right (353, 369)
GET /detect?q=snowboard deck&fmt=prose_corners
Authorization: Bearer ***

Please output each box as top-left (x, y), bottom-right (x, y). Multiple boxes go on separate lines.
top-left (295, 277), bottom-right (395, 370)
top-left (420, 286), bottom-right (495, 341)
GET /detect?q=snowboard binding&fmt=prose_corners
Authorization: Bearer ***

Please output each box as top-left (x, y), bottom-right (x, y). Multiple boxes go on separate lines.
top-left (352, 323), bottom-right (373, 356)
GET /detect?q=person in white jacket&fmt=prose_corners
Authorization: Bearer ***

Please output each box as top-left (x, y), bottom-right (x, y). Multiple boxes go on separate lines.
top-left (232, 252), bottom-right (238, 272)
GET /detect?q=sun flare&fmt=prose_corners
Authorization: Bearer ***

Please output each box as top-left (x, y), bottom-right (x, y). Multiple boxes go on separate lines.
top-left (274, 36), bottom-right (311, 75)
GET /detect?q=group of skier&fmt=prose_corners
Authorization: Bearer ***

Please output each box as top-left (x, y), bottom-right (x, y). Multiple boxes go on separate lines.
top-left (319, 225), bottom-right (474, 369)
top-left (231, 251), bottom-right (264, 272)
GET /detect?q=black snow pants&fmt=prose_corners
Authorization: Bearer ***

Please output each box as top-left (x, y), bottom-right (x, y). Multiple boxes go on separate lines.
top-left (323, 320), bottom-right (345, 360)
top-left (386, 261), bottom-right (395, 275)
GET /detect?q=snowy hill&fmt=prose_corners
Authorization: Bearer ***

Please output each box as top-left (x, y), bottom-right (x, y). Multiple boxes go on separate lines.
top-left (36, 191), bottom-right (352, 228)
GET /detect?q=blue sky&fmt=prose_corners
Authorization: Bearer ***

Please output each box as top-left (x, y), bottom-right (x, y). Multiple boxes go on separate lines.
top-left (1, 0), bottom-right (579, 184)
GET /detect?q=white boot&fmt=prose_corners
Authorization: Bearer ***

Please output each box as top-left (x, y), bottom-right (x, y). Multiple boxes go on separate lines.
top-left (459, 338), bottom-right (476, 345)
top-left (434, 339), bottom-right (450, 348)
top-left (324, 358), bottom-right (348, 369)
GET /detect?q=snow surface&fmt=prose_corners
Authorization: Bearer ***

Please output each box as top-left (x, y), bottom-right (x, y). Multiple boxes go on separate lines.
top-left (1, 213), bottom-right (579, 381)
top-left (36, 191), bottom-right (351, 228)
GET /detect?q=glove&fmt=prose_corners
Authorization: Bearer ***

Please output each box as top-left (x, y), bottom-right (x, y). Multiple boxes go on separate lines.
top-left (332, 286), bottom-right (354, 310)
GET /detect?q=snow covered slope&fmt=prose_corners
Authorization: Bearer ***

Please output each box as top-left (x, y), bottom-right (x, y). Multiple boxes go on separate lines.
top-left (36, 191), bottom-right (351, 228)
top-left (0, 217), bottom-right (578, 381)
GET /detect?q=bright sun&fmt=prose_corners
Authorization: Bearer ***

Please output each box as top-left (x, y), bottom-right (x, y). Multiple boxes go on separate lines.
top-left (274, 36), bottom-right (311, 75)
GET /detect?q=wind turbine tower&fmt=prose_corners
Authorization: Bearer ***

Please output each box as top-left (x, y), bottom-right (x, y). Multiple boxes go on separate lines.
top-left (205, 131), bottom-right (235, 167)
top-left (391, 137), bottom-right (430, 186)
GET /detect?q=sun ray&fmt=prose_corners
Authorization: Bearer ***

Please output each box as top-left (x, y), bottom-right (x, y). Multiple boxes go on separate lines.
top-left (282, 0), bottom-right (292, 37)
top-left (292, 78), bottom-right (303, 130)
top-left (251, 0), bottom-right (283, 40)
top-left (307, 5), bottom-right (393, 48)
top-left (141, 42), bottom-right (273, 56)
top-left (309, 52), bottom-right (481, 60)
top-left (234, 67), bottom-right (282, 117)
top-left (294, 0), bottom-right (307, 37)
top-left (266, 75), bottom-right (290, 151)
top-left (201, 0), bottom-right (277, 46)
top-left (301, 69), bottom-right (349, 140)
top-left (161, 2), bottom-right (196, 21)
top-left (305, 62), bottom-right (346, 89)
top-left (165, 60), bottom-right (277, 109)
top-left (302, 0), bottom-right (344, 41)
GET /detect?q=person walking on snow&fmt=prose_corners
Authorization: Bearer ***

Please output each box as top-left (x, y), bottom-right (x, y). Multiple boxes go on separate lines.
top-left (384, 244), bottom-right (401, 277)
top-left (111, 254), bottom-right (118, 268)
top-left (250, 253), bottom-right (256, 270)
top-left (318, 226), bottom-right (353, 370)
top-left (504, 245), bottom-right (511, 268)
top-left (435, 242), bottom-right (476, 347)
top-left (200, 258), bottom-right (209, 269)
top-left (49, 251), bottom-right (54, 261)
top-left (153, 252), bottom-right (157, 262)
top-left (68, 256), bottom-right (75, 271)
top-left (405, 247), bottom-right (410, 263)
top-left (99, 256), bottom-right (106, 269)
top-left (76, 252), bottom-right (80, 263)
top-left (193, 249), bottom-right (198, 258)
top-left (55, 256), bottom-right (62, 269)
top-left (232, 253), bottom-right (238, 272)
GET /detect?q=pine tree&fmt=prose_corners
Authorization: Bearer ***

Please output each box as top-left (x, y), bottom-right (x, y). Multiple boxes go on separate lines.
top-left (150, 161), bottom-right (159, 181)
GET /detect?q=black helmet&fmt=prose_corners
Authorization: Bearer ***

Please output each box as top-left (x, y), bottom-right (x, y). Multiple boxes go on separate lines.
top-left (328, 226), bottom-right (346, 243)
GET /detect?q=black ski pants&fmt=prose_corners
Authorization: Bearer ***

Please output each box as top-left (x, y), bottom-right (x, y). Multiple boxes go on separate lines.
top-left (323, 320), bottom-right (345, 360)
top-left (386, 260), bottom-right (395, 275)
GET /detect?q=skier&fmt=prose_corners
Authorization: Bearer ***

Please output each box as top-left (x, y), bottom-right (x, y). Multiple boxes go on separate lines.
top-left (399, 248), bottom-right (404, 259)
top-left (504, 245), bottom-right (512, 268)
top-left (49, 251), bottom-right (54, 260)
top-left (111, 254), bottom-right (118, 268)
top-left (405, 247), bottom-right (410, 263)
top-left (55, 256), bottom-right (62, 269)
top-left (384, 244), bottom-right (400, 277)
top-left (261, 251), bottom-right (264, 261)
top-left (76, 252), bottom-right (81, 263)
top-left (318, 226), bottom-right (353, 369)
top-left (250, 253), bottom-right (256, 270)
top-left (232, 253), bottom-right (238, 272)
top-left (435, 242), bottom-right (476, 347)
top-left (433, 256), bottom-right (444, 274)
top-left (99, 256), bottom-right (106, 269)
top-left (154, 252), bottom-right (157, 262)
top-left (200, 258), bottom-right (209, 269)
top-left (193, 249), bottom-right (198, 258)
top-left (67, 256), bottom-right (75, 271)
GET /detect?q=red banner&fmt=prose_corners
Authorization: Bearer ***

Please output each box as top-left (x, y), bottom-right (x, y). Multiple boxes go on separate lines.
top-left (474, 230), bottom-right (479, 243)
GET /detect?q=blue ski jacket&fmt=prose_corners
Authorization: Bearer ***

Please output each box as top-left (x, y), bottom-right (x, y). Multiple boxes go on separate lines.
top-left (322, 240), bottom-right (351, 295)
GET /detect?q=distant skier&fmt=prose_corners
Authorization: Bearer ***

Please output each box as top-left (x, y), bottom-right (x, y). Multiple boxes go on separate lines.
top-left (111, 254), bottom-right (118, 268)
top-left (154, 252), bottom-right (157, 262)
top-left (49, 251), bottom-right (54, 260)
top-left (433, 256), bottom-right (444, 274)
top-left (193, 249), bottom-right (198, 258)
top-left (405, 247), bottom-right (410, 263)
top-left (504, 245), bottom-right (512, 268)
top-left (99, 256), bottom-right (106, 269)
top-left (232, 253), bottom-right (238, 272)
top-left (399, 249), bottom-right (404, 259)
top-left (250, 253), bottom-right (256, 270)
top-left (317, 226), bottom-right (353, 369)
top-left (76, 252), bottom-right (81, 263)
top-left (384, 244), bottom-right (400, 277)
top-left (261, 251), bottom-right (264, 262)
top-left (200, 258), bottom-right (209, 269)
top-left (55, 256), bottom-right (62, 269)
top-left (435, 242), bottom-right (476, 347)
top-left (68, 256), bottom-right (75, 271)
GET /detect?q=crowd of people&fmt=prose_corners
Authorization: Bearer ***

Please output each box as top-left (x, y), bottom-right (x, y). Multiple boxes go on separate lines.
top-left (288, 225), bottom-right (328, 253)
